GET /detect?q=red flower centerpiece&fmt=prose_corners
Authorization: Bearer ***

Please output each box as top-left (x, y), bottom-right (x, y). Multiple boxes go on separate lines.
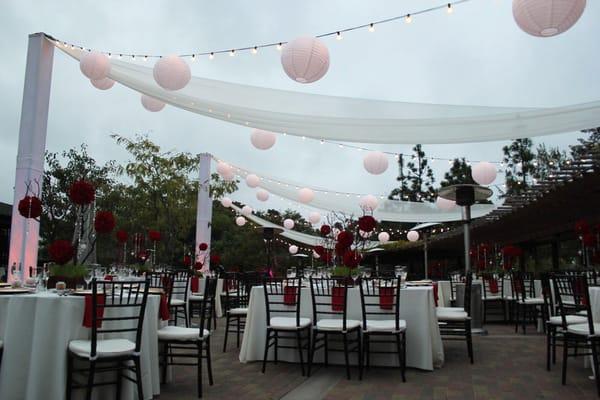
top-left (116, 229), bottom-right (128, 243)
top-left (358, 216), bottom-right (376, 232)
top-left (68, 180), bottom-right (95, 205)
top-left (320, 225), bottom-right (331, 236)
top-left (148, 230), bottom-right (161, 242)
top-left (48, 240), bottom-right (74, 265)
top-left (18, 195), bottom-right (42, 219)
top-left (198, 242), bottom-right (208, 251)
top-left (94, 211), bottom-right (116, 234)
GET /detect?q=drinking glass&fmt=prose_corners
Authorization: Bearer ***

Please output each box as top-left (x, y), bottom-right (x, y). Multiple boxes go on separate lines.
top-left (303, 268), bottom-right (312, 280)
top-left (84, 270), bottom-right (93, 289)
top-left (362, 268), bottom-right (372, 279)
top-left (287, 267), bottom-right (296, 279)
top-left (350, 269), bottom-right (360, 286)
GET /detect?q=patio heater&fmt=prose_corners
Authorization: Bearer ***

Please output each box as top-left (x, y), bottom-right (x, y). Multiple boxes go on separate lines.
top-left (255, 226), bottom-right (283, 276)
top-left (437, 184), bottom-right (492, 276)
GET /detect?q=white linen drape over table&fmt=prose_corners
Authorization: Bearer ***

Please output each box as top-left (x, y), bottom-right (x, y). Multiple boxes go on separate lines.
top-left (0, 293), bottom-right (161, 400)
top-left (239, 286), bottom-right (444, 371)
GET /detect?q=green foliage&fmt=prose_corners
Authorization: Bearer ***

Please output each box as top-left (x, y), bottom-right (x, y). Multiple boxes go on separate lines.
top-left (440, 158), bottom-right (474, 187)
top-left (502, 139), bottom-right (535, 197)
top-left (570, 127), bottom-right (600, 158)
top-left (49, 263), bottom-right (88, 278)
top-left (388, 144), bottom-right (436, 202)
top-left (533, 144), bottom-right (568, 182)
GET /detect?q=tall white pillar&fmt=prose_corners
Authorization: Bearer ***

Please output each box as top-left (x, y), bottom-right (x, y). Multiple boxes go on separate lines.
top-left (8, 33), bottom-right (54, 282)
top-left (195, 153), bottom-right (212, 272)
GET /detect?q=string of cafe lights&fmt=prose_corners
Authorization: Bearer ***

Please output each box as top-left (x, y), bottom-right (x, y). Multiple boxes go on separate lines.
top-left (49, 1), bottom-right (471, 61)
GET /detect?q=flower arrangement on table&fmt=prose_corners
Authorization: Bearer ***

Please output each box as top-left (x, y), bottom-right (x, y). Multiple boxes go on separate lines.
top-left (575, 219), bottom-right (599, 266)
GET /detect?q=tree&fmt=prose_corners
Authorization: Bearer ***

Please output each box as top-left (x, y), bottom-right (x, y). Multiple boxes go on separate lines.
top-left (533, 144), bottom-right (568, 182)
top-left (502, 139), bottom-right (535, 196)
top-left (570, 127), bottom-right (600, 158)
top-left (439, 158), bottom-right (474, 187)
top-left (388, 144), bottom-right (436, 202)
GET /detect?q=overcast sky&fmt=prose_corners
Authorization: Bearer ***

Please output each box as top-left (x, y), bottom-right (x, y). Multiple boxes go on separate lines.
top-left (1, 0), bottom-right (598, 218)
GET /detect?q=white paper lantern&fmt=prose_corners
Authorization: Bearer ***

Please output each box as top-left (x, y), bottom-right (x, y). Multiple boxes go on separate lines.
top-left (359, 195), bottom-right (379, 211)
top-left (298, 188), bottom-right (315, 204)
top-left (220, 197), bottom-right (232, 208)
top-left (308, 212), bottom-right (321, 225)
top-left (216, 162), bottom-right (233, 176)
top-left (332, 228), bottom-right (341, 239)
top-left (235, 216), bottom-right (247, 226)
top-left (90, 77), bottom-right (115, 90)
top-left (281, 36), bottom-right (330, 84)
top-left (378, 232), bottom-right (390, 243)
top-left (407, 230), bottom-right (419, 242)
top-left (256, 189), bottom-right (269, 202)
top-left (283, 218), bottom-right (295, 230)
top-left (513, 0), bottom-right (586, 37)
top-left (363, 151), bottom-right (389, 175)
top-left (250, 129), bottom-right (277, 150)
top-left (436, 197), bottom-right (456, 211)
top-left (153, 55), bottom-right (191, 91)
top-left (288, 245), bottom-right (299, 255)
top-left (246, 174), bottom-right (260, 188)
top-left (141, 95), bottom-right (166, 112)
top-left (359, 230), bottom-right (371, 239)
top-left (222, 171), bottom-right (235, 182)
top-left (472, 162), bottom-right (498, 185)
top-left (242, 205), bottom-right (253, 217)
top-left (80, 51), bottom-right (111, 80)
top-left (312, 250), bottom-right (321, 259)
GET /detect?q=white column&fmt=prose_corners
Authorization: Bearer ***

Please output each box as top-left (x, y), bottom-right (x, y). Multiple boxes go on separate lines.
top-left (195, 153), bottom-right (212, 272)
top-left (8, 33), bottom-right (54, 282)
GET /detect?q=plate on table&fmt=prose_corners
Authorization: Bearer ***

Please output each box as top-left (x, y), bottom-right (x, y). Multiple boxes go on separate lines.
top-left (71, 290), bottom-right (94, 296)
top-left (0, 283), bottom-right (11, 288)
top-left (405, 281), bottom-right (433, 287)
top-left (148, 288), bottom-right (163, 295)
top-left (0, 288), bottom-right (33, 295)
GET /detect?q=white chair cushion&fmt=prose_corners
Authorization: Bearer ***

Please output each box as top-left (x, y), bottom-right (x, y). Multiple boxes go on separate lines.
top-left (577, 310), bottom-right (588, 316)
top-left (567, 322), bottom-right (600, 336)
top-left (518, 298), bottom-right (544, 305)
top-left (548, 315), bottom-right (588, 325)
top-left (365, 319), bottom-right (406, 333)
top-left (437, 310), bottom-right (469, 321)
top-left (316, 319), bottom-right (361, 331)
top-left (189, 294), bottom-right (204, 301)
top-left (68, 339), bottom-right (135, 359)
top-left (228, 307), bottom-right (248, 315)
top-left (170, 299), bottom-right (185, 306)
top-left (484, 295), bottom-right (502, 301)
top-left (269, 317), bottom-right (311, 330)
top-left (437, 307), bottom-right (464, 313)
top-left (158, 326), bottom-right (209, 341)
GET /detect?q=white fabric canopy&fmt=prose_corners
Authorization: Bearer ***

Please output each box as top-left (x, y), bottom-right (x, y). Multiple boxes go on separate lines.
top-left (59, 44), bottom-right (600, 144)
top-left (222, 159), bottom-right (497, 223)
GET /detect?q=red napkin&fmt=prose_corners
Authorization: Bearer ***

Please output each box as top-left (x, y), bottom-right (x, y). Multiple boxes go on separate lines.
top-left (488, 278), bottom-right (499, 294)
top-left (191, 276), bottom-right (199, 293)
top-left (82, 294), bottom-right (105, 328)
top-left (573, 277), bottom-right (588, 306)
top-left (379, 287), bottom-right (394, 310)
top-left (331, 286), bottom-right (345, 311)
top-left (159, 293), bottom-right (171, 321)
top-left (284, 286), bottom-right (297, 305)
top-left (432, 282), bottom-right (439, 307)
top-left (104, 275), bottom-right (113, 281)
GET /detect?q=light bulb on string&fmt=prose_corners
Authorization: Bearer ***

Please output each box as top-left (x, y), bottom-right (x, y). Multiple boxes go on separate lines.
top-left (277, 43), bottom-right (283, 51)
top-left (368, 23), bottom-right (375, 32)
top-left (209, 52), bottom-right (215, 60)
top-left (447, 3), bottom-right (453, 14)
top-left (405, 14), bottom-right (412, 24)
top-left (336, 32), bottom-right (343, 40)
top-left (191, 54), bottom-right (196, 62)
top-left (229, 49), bottom-right (235, 57)
top-left (252, 46), bottom-right (258, 55)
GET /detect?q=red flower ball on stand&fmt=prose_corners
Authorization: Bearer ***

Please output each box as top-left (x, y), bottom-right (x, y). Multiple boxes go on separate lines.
top-left (210, 254), bottom-right (221, 265)
top-left (320, 225), bottom-right (331, 236)
top-left (18, 196), bottom-right (42, 219)
top-left (358, 216), bottom-right (376, 232)
top-left (116, 229), bottom-right (128, 243)
top-left (343, 250), bottom-right (362, 269)
top-left (94, 211), bottom-right (116, 234)
top-left (575, 219), bottom-right (590, 235)
top-left (198, 242), bottom-right (208, 251)
top-left (68, 180), bottom-right (95, 205)
top-left (148, 230), bottom-right (161, 242)
top-left (48, 240), bottom-right (74, 265)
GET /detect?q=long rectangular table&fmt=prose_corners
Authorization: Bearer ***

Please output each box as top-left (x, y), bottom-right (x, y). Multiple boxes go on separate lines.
top-left (239, 285), bottom-right (444, 371)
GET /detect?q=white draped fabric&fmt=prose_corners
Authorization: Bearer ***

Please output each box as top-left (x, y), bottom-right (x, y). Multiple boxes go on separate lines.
top-left (58, 44), bottom-right (600, 144)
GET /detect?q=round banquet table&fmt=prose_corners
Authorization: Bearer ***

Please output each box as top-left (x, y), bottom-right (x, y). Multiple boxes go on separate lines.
top-left (239, 285), bottom-right (444, 371)
top-left (0, 292), bottom-right (161, 400)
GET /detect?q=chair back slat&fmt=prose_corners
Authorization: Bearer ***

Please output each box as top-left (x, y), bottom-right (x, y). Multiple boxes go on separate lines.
top-left (264, 278), bottom-right (302, 327)
top-left (552, 273), bottom-right (594, 333)
top-left (359, 277), bottom-right (401, 331)
top-left (198, 278), bottom-right (218, 335)
top-left (309, 277), bottom-right (350, 330)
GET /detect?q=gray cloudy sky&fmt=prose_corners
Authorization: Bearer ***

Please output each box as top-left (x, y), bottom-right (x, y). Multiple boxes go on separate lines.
top-left (1, 0), bottom-right (598, 216)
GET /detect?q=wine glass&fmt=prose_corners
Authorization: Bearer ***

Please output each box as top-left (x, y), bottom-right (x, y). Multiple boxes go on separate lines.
top-left (287, 267), bottom-right (296, 279)
top-left (84, 270), bottom-right (93, 290)
top-left (363, 268), bottom-right (372, 279)
top-left (350, 269), bottom-right (360, 286)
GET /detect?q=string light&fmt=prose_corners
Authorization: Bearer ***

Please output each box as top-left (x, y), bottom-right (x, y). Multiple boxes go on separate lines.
top-left (252, 46), bottom-right (258, 55)
top-left (447, 3), bottom-right (453, 14)
top-left (368, 23), bottom-right (375, 32)
top-left (229, 49), bottom-right (235, 57)
top-left (405, 14), bottom-right (413, 24)
top-left (276, 43), bottom-right (283, 51)
top-left (336, 32), bottom-right (343, 41)
top-left (209, 52), bottom-right (215, 60)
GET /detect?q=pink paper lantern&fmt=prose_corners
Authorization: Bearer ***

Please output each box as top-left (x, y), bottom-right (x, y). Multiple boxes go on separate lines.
top-left (308, 212), bottom-right (321, 225)
top-left (216, 161), bottom-right (233, 177)
top-left (256, 189), bottom-right (269, 202)
top-left (250, 129), bottom-right (277, 150)
top-left (363, 151), bottom-right (389, 175)
top-left (220, 197), bottom-right (232, 208)
top-left (241, 205), bottom-right (253, 217)
top-left (246, 174), bottom-right (260, 188)
top-left (359, 195), bottom-right (379, 211)
top-left (222, 171), bottom-right (235, 182)
top-left (378, 232), bottom-right (390, 243)
top-left (283, 218), bottom-right (295, 230)
top-left (312, 250), bottom-right (321, 259)
top-left (407, 230), bottom-right (419, 242)
top-left (436, 197), bottom-right (456, 211)
top-left (153, 55), bottom-right (191, 91)
top-left (141, 95), bottom-right (166, 112)
top-left (90, 77), bottom-right (115, 90)
top-left (235, 216), bottom-right (247, 226)
top-left (513, 0), bottom-right (586, 37)
top-left (298, 188), bottom-right (315, 204)
top-left (281, 36), bottom-right (330, 84)
top-left (472, 162), bottom-right (497, 185)
top-left (80, 51), bottom-right (111, 80)
top-left (288, 245), bottom-right (299, 254)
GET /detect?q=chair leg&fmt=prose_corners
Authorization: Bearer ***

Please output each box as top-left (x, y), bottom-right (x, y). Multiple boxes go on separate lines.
top-left (324, 332), bottom-right (329, 366)
top-left (274, 331), bottom-right (279, 364)
top-left (483, 301), bottom-right (487, 323)
top-left (357, 330), bottom-right (363, 381)
top-left (402, 333), bottom-right (407, 382)
top-left (365, 333), bottom-right (371, 369)
top-left (85, 360), bottom-right (96, 400)
top-left (591, 340), bottom-right (600, 397)
top-left (116, 360), bottom-right (123, 400)
top-left (262, 329), bottom-right (271, 374)
top-left (466, 321), bottom-right (474, 364)
top-left (212, 299), bottom-right (217, 330)
top-left (296, 330), bottom-right (306, 376)
top-left (223, 315), bottom-right (230, 352)
top-left (133, 357), bottom-right (144, 400)
top-left (161, 342), bottom-right (169, 384)
top-left (562, 334), bottom-right (568, 385)
top-left (197, 342), bottom-right (203, 398)
top-left (308, 330), bottom-right (316, 377)
top-left (552, 331), bottom-right (557, 365)
top-left (206, 337), bottom-right (214, 386)
top-left (66, 354), bottom-right (73, 400)
top-left (522, 305), bottom-right (527, 335)
top-left (514, 303), bottom-right (520, 333)
top-left (343, 333), bottom-right (351, 380)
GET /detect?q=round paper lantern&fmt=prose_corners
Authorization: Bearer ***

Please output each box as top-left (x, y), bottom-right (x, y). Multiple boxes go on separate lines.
top-left (141, 95), bottom-right (165, 112)
top-left (80, 51), bottom-right (111, 80)
top-left (283, 218), bottom-right (295, 230)
top-left (472, 162), bottom-right (497, 185)
top-left (513, 0), bottom-right (586, 37)
top-left (378, 232), bottom-right (390, 243)
top-left (281, 36), bottom-right (330, 84)
top-left (250, 129), bottom-right (277, 150)
top-left (298, 188), bottom-right (315, 204)
top-left (407, 230), bottom-right (419, 242)
top-left (359, 195), bottom-right (379, 211)
top-left (235, 216), bottom-right (247, 226)
top-left (288, 245), bottom-right (298, 255)
top-left (363, 151), bottom-right (389, 175)
top-left (256, 189), bottom-right (269, 202)
top-left (216, 161), bottom-right (233, 177)
top-left (241, 205), bottom-right (253, 217)
top-left (222, 171), bottom-right (235, 182)
top-left (220, 197), bottom-right (232, 208)
top-left (436, 196), bottom-right (456, 211)
top-left (246, 174), bottom-right (260, 188)
top-left (90, 77), bottom-right (115, 90)
top-left (312, 250), bottom-right (321, 259)
top-left (359, 230), bottom-right (371, 239)
top-left (153, 55), bottom-right (191, 91)
top-left (308, 212), bottom-right (321, 225)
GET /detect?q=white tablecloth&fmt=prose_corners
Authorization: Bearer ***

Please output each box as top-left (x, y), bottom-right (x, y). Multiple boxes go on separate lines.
top-left (437, 278), bottom-right (542, 307)
top-left (239, 286), bottom-right (444, 371)
top-left (196, 278), bottom-right (224, 317)
top-left (0, 292), bottom-right (161, 400)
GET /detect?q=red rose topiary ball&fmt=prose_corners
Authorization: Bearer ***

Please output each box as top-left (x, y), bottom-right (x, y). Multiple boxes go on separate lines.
top-left (68, 180), bottom-right (95, 205)
top-left (18, 196), bottom-right (42, 219)
top-left (94, 211), bottom-right (115, 234)
top-left (48, 240), bottom-right (74, 265)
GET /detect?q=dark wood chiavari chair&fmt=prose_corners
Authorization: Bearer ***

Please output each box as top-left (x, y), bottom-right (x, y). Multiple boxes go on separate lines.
top-left (307, 277), bottom-right (362, 380)
top-left (261, 277), bottom-right (311, 375)
top-left (189, 277), bottom-right (218, 330)
top-left (66, 278), bottom-right (150, 400)
top-left (168, 270), bottom-right (191, 327)
top-left (448, 272), bottom-right (462, 305)
top-left (512, 271), bottom-right (544, 334)
top-left (222, 272), bottom-right (251, 352)
top-left (481, 273), bottom-right (504, 323)
top-left (437, 274), bottom-right (474, 363)
top-left (158, 277), bottom-right (217, 398)
top-left (359, 277), bottom-right (406, 381)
